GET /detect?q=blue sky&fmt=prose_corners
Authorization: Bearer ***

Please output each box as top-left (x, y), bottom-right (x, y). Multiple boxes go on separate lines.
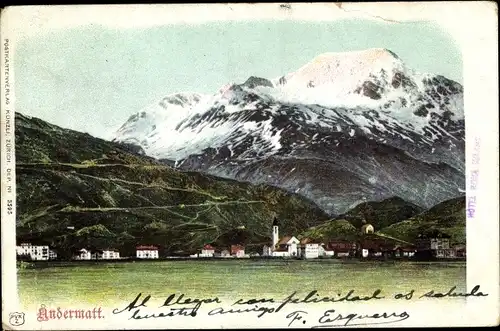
top-left (15, 19), bottom-right (462, 139)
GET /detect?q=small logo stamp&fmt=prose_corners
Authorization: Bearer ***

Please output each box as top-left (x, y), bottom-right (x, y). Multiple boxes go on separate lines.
top-left (9, 312), bottom-right (25, 326)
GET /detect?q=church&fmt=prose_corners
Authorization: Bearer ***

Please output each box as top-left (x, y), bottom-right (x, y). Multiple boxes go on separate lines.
top-left (262, 217), bottom-right (320, 259)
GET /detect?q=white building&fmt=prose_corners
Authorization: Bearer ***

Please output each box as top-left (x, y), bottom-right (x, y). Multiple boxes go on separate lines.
top-left (231, 245), bottom-right (246, 258)
top-left (102, 249), bottom-right (120, 259)
top-left (304, 244), bottom-right (320, 259)
top-left (136, 245), bottom-right (159, 259)
top-left (300, 238), bottom-right (320, 259)
top-left (73, 248), bottom-right (120, 260)
top-left (362, 249), bottom-right (369, 258)
top-left (318, 245), bottom-right (334, 257)
top-left (273, 236), bottom-right (300, 257)
top-left (199, 244), bottom-right (215, 257)
top-left (74, 248), bottom-right (92, 260)
top-left (16, 243), bottom-right (51, 261)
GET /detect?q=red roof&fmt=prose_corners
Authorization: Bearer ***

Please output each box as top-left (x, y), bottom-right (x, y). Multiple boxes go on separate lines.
top-left (277, 236), bottom-right (293, 245)
top-left (230, 244), bottom-right (245, 253)
top-left (300, 237), bottom-right (320, 245)
top-left (203, 244), bottom-right (215, 250)
top-left (136, 245), bottom-right (158, 250)
top-left (328, 240), bottom-right (354, 244)
top-left (328, 241), bottom-right (355, 250)
top-left (394, 245), bottom-right (416, 252)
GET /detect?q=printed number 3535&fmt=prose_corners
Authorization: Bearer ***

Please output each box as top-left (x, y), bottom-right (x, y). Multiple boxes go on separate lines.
top-left (6, 199), bottom-right (13, 215)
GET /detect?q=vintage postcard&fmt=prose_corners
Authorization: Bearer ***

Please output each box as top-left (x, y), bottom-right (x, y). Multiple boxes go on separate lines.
top-left (1, 2), bottom-right (498, 329)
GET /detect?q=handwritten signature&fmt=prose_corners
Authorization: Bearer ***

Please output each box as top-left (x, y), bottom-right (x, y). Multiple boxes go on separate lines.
top-left (314, 309), bottom-right (410, 327)
top-left (285, 309), bottom-right (410, 327)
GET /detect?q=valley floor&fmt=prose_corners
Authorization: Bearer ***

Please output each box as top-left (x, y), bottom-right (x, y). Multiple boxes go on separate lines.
top-left (17, 259), bottom-right (466, 309)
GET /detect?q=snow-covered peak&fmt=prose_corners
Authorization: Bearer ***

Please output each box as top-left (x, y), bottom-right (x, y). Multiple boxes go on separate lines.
top-left (274, 48), bottom-right (407, 91)
top-left (113, 49), bottom-right (463, 164)
top-left (268, 48), bottom-right (463, 120)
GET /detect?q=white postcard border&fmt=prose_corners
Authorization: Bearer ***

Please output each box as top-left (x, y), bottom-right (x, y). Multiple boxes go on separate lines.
top-left (1, 2), bottom-right (499, 329)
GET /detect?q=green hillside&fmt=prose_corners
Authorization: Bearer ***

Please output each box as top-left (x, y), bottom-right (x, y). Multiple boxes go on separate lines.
top-left (299, 219), bottom-right (358, 241)
top-left (300, 196), bottom-right (465, 245)
top-left (336, 196), bottom-right (424, 230)
top-left (379, 196), bottom-right (466, 244)
top-left (15, 113), bottom-right (329, 258)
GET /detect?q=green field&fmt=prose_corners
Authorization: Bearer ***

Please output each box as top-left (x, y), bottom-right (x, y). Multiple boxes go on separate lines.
top-left (18, 260), bottom-right (466, 308)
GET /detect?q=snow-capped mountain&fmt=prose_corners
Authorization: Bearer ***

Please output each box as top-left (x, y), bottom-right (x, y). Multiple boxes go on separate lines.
top-left (113, 48), bottom-right (465, 215)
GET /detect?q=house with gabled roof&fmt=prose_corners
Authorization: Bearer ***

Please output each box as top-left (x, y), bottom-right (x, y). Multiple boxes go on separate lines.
top-left (200, 244), bottom-right (215, 257)
top-left (328, 240), bottom-right (357, 258)
top-left (17, 243), bottom-right (52, 261)
top-left (231, 244), bottom-right (246, 258)
top-left (136, 245), bottom-right (159, 259)
top-left (273, 236), bottom-right (300, 257)
top-left (73, 248), bottom-right (92, 260)
top-left (105, 248), bottom-right (120, 259)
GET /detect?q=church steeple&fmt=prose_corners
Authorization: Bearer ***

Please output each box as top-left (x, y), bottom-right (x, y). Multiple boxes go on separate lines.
top-left (272, 217), bottom-right (279, 250)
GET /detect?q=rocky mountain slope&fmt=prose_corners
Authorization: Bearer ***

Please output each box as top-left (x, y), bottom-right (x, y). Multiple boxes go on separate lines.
top-left (15, 113), bottom-right (329, 257)
top-left (113, 48), bottom-right (465, 215)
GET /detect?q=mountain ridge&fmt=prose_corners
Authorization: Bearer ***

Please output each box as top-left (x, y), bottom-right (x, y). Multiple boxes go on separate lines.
top-left (113, 49), bottom-right (465, 215)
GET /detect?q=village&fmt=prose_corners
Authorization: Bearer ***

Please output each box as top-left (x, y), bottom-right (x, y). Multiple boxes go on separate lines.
top-left (16, 218), bottom-right (466, 262)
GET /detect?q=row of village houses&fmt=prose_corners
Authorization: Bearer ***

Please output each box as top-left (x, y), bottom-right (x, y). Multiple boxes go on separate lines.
top-left (260, 235), bottom-right (466, 259)
top-left (16, 243), bottom-right (160, 261)
top-left (15, 216), bottom-right (465, 261)
top-left (15, 243), bottom-right (246, 261)
top-left (15, 235), bottom-right (465, 262)
top-left (260, 218), bottom-right (466, 259)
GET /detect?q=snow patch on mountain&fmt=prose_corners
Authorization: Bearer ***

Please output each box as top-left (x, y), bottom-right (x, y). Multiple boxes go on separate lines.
top-left (274, 48), bottom-right (405, 89)
top-left (114, 92), bottom-right (216, 158)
